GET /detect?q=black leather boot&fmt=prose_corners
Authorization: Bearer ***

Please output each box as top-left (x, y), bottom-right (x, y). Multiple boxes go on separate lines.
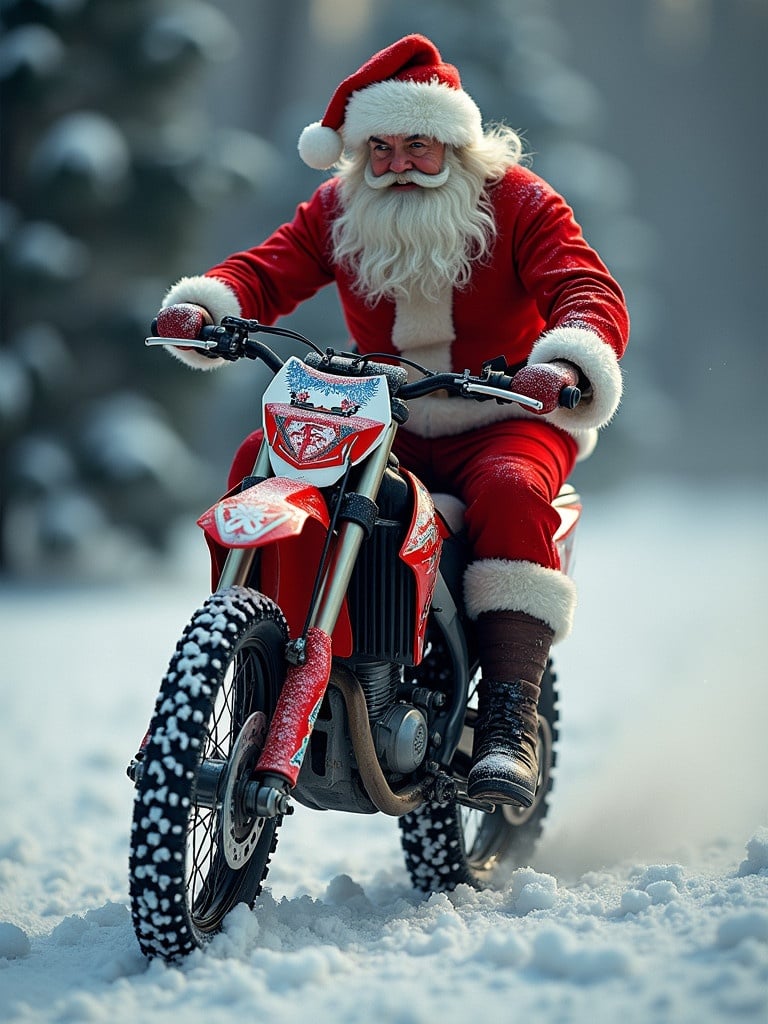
top-left (466, 611), bottom-right (553, 808)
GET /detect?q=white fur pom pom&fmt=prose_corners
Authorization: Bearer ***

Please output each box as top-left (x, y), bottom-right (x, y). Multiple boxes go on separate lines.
top-left (298, 122), bottom-right (344, 170)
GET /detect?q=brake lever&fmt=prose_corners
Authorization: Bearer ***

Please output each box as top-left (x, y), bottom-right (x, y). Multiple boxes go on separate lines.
top-left (144, 337), bottom-right (220, 350)
top-left (460, 379), bottom-right (544, 410)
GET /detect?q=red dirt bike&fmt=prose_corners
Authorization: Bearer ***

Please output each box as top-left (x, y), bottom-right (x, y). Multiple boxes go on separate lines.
top-left (128, 316), bottom-right (582, 962)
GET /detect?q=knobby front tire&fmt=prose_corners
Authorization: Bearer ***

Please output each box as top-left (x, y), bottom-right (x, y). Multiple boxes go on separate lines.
top-left (129, 587), bottom-right (288, 961)
top-left (399, 663), bottom-right (559, 892)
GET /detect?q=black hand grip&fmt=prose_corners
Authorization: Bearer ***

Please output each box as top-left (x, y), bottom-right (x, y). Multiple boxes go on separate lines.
top-left (559, 385), bottom-right (581, 409)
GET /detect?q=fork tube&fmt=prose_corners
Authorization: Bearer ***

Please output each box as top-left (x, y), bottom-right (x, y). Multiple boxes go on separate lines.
top-left (311, 421), bottom-right (396, 636)
top-left (216, 439), bottom-right (273, 591)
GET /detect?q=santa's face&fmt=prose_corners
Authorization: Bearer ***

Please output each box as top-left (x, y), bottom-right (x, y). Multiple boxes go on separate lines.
top-left (333, 141), bottom-right (492, 305)
top-left (365, 134), bottom-right (448, 190)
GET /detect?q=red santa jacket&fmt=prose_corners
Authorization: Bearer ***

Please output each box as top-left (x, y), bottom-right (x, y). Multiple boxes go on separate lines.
top-left (162, 165), bottom-right (629, 454)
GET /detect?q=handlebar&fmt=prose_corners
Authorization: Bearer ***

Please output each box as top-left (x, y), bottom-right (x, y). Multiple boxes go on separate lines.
top-left (398, 368), bottom-right (580, 410)
top-left (394, 371), bottom-right (545, 409)
top-left (146, 316), bottom-right (580, 411)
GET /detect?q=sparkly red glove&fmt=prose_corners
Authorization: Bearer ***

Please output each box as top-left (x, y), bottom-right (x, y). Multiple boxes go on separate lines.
top-left (153, 303), bottom-right (211, 341)
top-left (509, 361), bottom-right (582, 413)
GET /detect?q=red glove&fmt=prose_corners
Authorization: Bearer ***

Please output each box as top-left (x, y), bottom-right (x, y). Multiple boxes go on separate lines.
top-left (509, 361), bottom-right (581, 413)
top-left (154, 303), bottom-right (211, 341)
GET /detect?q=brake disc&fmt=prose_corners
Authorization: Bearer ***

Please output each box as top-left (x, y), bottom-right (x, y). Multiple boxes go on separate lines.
top-left (220, 711), bottom-right (268, 869)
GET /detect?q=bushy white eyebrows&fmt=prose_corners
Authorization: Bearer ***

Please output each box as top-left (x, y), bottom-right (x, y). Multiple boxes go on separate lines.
top-left (368, 135), bottom-right (432, 146)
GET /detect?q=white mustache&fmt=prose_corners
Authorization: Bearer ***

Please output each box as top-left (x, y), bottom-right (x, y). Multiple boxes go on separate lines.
top-left (363, 163), bottom-right (451, 190)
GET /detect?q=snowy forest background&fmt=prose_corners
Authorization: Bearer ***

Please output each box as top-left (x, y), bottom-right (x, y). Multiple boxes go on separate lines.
top-left (1, 4), bottom-right (767, 1020)
top-left (1, 0), bottom-right (765, 577)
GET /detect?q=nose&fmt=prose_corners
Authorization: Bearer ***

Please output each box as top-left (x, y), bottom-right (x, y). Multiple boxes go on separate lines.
top-left (389, 150), bottom-right (413, 173)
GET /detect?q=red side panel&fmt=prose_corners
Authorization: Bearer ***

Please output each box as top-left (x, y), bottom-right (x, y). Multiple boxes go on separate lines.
top-left (399, 470), bottom-right (443, 663)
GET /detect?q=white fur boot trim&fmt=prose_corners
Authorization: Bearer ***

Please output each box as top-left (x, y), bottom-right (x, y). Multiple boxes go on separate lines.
top-left (160, 275), bottom-right (242, 371)
top-left (463, 558), bottom-right (577, 644)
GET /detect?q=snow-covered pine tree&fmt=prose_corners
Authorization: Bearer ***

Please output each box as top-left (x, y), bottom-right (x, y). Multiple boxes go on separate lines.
top-left (0, 0), bottom-right (278, 574)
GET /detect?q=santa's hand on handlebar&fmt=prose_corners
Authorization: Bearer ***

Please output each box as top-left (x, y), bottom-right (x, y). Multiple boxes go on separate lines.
top-left (508, 360), bottom-right (584, 413)
top-left (152, 303), bottom-right (213, 346)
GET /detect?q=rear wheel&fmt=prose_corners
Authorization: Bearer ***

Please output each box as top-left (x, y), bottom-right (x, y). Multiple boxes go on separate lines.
top-left (129, 587), bottom-right (288, 961)
top-left (399, 661), bottom-right (558, 892)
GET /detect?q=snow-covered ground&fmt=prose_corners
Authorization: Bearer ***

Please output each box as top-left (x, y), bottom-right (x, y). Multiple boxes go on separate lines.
top-left (1, 479), bottom-right (766, 1023)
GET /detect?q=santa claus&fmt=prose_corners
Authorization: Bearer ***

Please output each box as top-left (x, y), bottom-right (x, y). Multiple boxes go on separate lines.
top-left (154, 34), bottom-right (629, 809)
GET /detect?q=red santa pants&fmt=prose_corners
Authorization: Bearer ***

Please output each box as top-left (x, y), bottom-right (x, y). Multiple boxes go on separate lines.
top-left (393, 418), bottom-right (577, 571)
top-left (228, 417), bottom-right (577, 572)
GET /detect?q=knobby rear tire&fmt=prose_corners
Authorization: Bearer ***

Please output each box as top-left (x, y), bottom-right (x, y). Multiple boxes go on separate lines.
top-left (399, 663), bottom-right (559, 892)
top-left (129, 587), bottom-right (288, 961)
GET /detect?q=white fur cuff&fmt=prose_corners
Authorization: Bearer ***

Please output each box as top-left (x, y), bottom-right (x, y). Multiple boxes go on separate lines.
top-left (160, 275), bottom-right (242, 371)
top-left (162, 275), bottom-right (242, 322)
top-left (463, 557), bottom-right (577, 644)
top-left (529, 326), bottom-right (623, 431)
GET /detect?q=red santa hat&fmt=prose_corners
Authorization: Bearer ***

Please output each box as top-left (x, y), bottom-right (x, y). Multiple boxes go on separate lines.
top-left (298, 34), bottom-right (483, 170)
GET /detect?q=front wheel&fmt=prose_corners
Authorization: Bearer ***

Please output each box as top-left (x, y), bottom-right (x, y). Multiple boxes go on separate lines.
top-left (399, 662), bottom-right (558, 892)
top-left (129, 587), bottom-right (288, 961)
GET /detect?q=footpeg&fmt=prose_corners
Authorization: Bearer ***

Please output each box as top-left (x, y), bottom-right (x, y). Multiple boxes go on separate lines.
top-left (455, 788), bottom-right (497, 813)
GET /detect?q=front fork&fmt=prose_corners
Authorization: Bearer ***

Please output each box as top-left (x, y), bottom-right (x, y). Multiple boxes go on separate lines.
top-left (219, 423), bottom-right (398, 794)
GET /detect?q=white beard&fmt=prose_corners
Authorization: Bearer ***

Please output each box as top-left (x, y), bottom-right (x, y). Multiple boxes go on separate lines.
top-left (332, 150), bottom-right (496, 305)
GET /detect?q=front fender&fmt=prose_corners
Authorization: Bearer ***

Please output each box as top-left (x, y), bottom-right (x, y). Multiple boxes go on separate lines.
top-left (197, 477), bottom-right (330, 549)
